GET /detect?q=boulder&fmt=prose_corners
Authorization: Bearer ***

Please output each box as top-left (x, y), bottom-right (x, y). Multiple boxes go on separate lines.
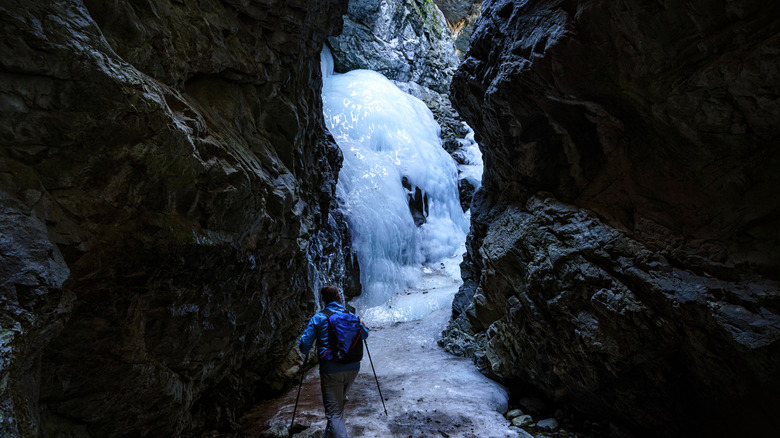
top-left (505, 408), bottom-right (524, 420)
top-left (536, 418), bottom-right (558, 431)
top-left (511, 415), bottom-right (534, 428)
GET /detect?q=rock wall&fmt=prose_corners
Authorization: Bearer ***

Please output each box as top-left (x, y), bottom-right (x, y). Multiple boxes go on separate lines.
top-left (0, 0), bottom-right (348, 436)
top-left (433, 0), bottom-right (482, 55)
top-left (442, 0), bottom-right (780, 436)
top-left (328, 0), bottom-right (459, 93)
top-left (328, 0), bottom-right (483, 211)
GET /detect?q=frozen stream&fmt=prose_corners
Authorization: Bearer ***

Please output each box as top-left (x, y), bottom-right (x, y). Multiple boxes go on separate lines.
top-left (242, 250), bottom-right (518, 438)
top-left (238, 46), bottom-right (518, 437)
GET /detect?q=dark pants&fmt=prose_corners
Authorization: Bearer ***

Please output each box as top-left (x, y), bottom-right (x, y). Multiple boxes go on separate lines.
top-left (320, 370), bottom-right (359, 438)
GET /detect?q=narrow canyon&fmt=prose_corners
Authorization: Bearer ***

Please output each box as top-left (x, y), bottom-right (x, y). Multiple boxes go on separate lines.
top-left (1, 1), bottom-right (778, 437)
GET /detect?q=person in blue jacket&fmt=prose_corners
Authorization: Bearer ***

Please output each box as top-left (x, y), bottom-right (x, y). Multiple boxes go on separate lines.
top-left (298, 284), bottom-right (369, 438)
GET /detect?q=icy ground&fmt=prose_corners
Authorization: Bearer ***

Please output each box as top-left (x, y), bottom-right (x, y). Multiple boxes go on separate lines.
top-left (242, 250), bottom-right (519, 438)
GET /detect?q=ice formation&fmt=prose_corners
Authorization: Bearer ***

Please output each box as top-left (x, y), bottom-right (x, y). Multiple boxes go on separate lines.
top-left (320, 46), bottom-right (468, 317)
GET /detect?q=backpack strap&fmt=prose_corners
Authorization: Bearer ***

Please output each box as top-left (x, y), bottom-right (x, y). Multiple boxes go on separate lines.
top-left (318, 309), bottom-right (336, 360)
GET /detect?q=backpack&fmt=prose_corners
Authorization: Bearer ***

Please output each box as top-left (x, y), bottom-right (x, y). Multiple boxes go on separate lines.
top-left (321, 309), bottom-right (364, 363)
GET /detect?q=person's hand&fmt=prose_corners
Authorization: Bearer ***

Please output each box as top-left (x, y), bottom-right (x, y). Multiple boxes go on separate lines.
top-left (294, 359), bottom-right (304, 368)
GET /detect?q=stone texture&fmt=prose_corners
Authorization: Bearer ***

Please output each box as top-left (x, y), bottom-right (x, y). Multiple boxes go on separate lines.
top-left (0, 194), bottom-right (72, 437)
top-left (328, 0), bottom-right (459, 93)
top-left (458, 176), bottom-right (477, 212)
top-left (512, 415), bottom-right (533, 428)
top-left (0, 0), bottom-right (348, 436)
top-left (443, 0), bottom-right (780, 436)
top-left (432, 0), bottom-right (482, 55)
top-left (536, 417), bottom-right (559, 431)
top-left (505, 408), bottom-right (524, 419)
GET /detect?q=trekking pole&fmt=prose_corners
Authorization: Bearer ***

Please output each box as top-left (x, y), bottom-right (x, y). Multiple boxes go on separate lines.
top-left (363, 338), bottom-right (388, 416)
top-left (289, 363), bottom-right (305, 437)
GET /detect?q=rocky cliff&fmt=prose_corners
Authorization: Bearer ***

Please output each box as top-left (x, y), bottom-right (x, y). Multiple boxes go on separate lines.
top-left (328, 0), bottom-right (459, 93)
top-left (0, 0), bottom-right (349, 436)
top-left (442, 0), bottom-right (780, 436)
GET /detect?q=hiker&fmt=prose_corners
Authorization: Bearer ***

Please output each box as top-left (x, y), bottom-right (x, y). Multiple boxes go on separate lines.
top-left (298, 284), bottom-right (369, 438)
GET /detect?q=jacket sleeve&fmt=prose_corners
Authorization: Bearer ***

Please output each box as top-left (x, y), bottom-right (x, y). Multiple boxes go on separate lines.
top-left (360, 322), bottom-right (369, 340)
top-left (299, 315), bottom-right (319, 356)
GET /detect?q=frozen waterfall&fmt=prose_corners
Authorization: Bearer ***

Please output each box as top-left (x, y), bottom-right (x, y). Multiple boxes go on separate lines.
top-left (320, 46), bottom-right (468, 321)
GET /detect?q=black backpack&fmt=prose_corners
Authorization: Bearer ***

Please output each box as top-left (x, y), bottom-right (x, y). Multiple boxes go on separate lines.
top-left (322, 309), bottom-right (364, 363)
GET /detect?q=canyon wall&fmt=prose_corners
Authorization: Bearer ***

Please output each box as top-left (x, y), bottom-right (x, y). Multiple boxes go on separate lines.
top-left (0, 0), bottom-right (349, 436)
top-left (433, 0), bottom-right (483, 55)
top-left (442, 0), bottom-right (780, 436)
top-left (328, 0), bottom-right (459, 93)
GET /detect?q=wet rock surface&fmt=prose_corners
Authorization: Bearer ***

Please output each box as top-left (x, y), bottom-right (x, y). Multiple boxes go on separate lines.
top-left (0, 0), bottom-right (349, 436)
top-left (444, 0), bottom-right (780, 436)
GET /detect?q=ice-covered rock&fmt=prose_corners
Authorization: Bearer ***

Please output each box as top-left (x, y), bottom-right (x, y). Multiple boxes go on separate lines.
top-left (321, 46), bottom-right (467, 315)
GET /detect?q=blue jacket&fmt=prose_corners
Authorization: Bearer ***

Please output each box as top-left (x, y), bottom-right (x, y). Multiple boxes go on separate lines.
top-left (299, 301), bottom-right (369, 374)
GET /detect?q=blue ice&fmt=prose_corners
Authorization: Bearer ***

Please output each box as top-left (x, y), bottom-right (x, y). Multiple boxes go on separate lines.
top-left (320, 46), bottom-right (468, 314)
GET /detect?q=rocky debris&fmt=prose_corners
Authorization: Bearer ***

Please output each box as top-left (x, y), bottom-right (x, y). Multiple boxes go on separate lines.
top-left (256, 424), bottom-right (323, 438)
top-left (0, 0), bottom-right (350, 436)
top-left (296, 429), bottom-right (324, 438)
top-left (258, 424), bottom-right (288, 438)
top-left (504, 403), bottom-right (609, 438)
top-left (445, 0), bottom-right (780, 436)
top-left (509, 427), bottom-right (535, 438)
